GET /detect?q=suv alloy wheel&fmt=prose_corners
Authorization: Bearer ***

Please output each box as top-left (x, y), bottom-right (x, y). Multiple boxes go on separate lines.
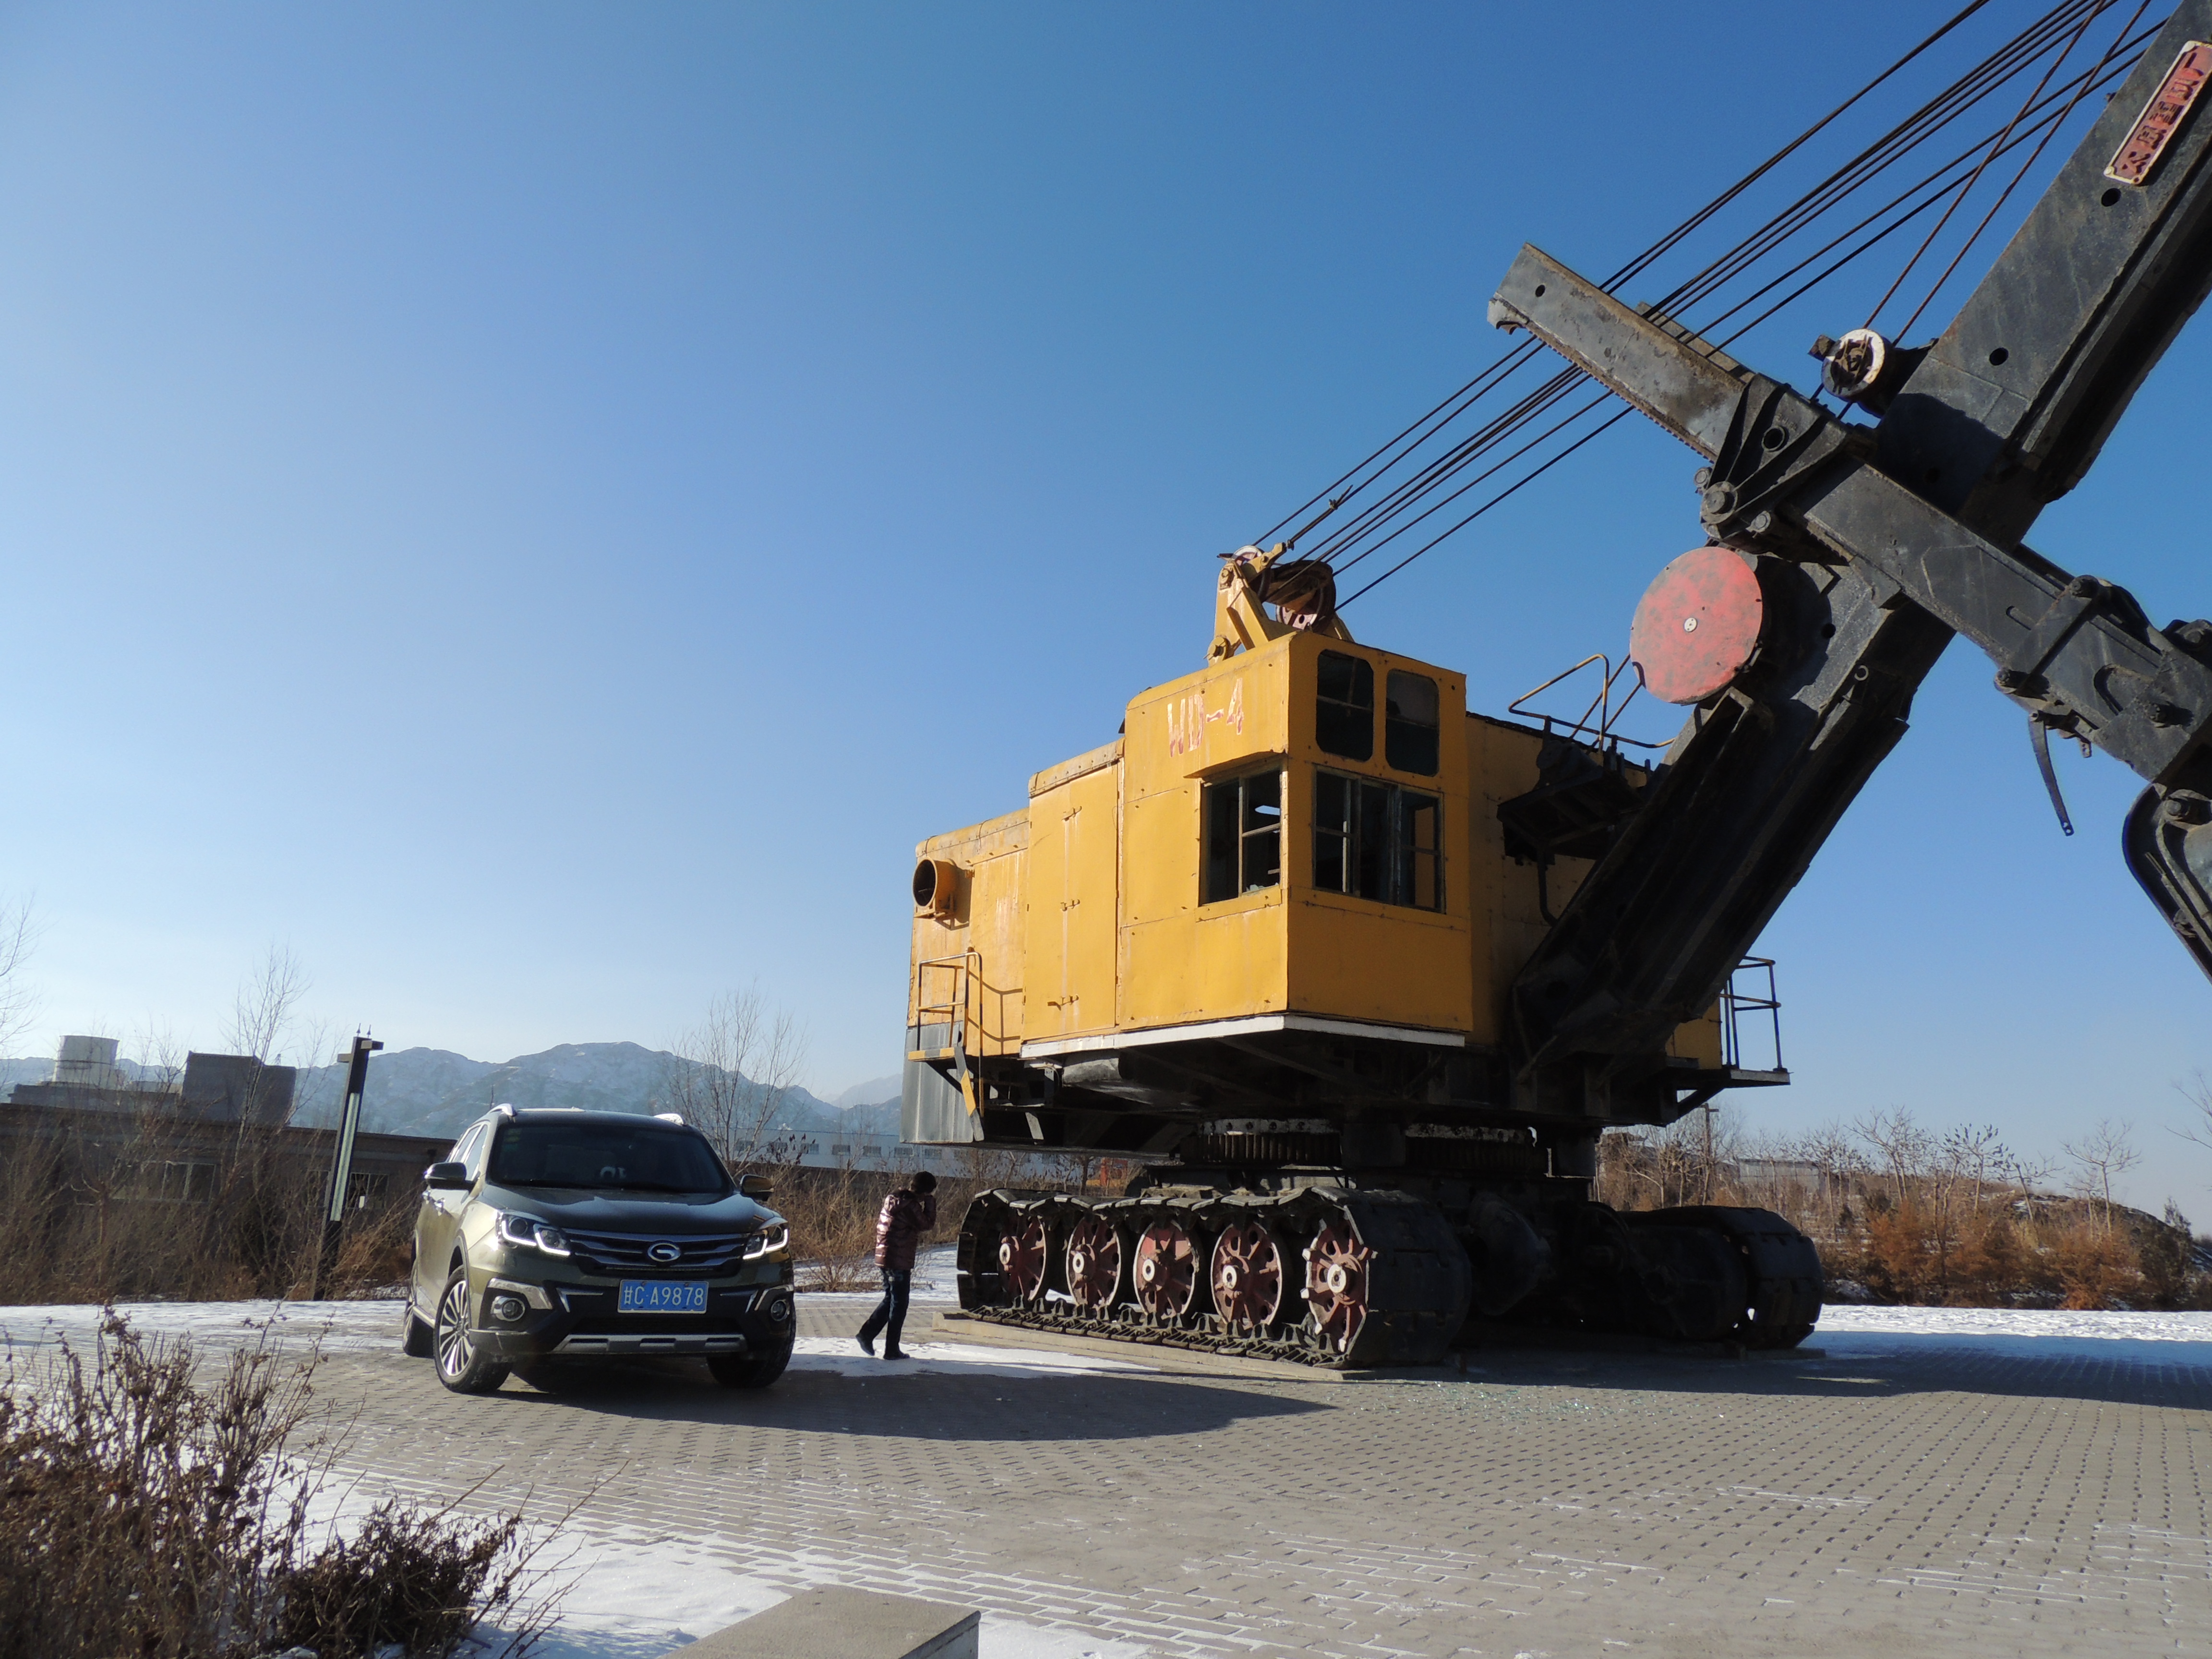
top-left (433, 1266), bottom-right (512, 1394)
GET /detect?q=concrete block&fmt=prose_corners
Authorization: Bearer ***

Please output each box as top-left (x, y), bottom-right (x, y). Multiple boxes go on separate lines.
top-left (684, 1586), bottom-right (980, 1659)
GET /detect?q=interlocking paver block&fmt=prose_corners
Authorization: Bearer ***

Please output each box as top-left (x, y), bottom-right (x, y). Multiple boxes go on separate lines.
top-left (290, 1298), bottom-right (2208, 1658)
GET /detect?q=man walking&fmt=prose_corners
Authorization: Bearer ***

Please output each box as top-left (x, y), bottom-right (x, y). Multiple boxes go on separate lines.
top-left (856, 1170), bottom-right (937, 1359)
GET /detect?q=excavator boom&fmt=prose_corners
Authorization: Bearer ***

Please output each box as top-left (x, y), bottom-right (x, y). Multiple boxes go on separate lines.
top-left (1486, 4), bottom-right (2212, 1092)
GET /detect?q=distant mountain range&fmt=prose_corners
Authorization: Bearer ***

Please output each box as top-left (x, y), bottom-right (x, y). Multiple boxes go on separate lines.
top-left (3, 1044), bottom-right (902, 1145)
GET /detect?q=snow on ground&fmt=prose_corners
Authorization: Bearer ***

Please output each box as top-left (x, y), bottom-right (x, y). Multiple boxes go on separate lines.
top-left (802, 1240), bottom-right (961, 1300)
top-left (789, 1336), bottom-right (1150, 1379)
top-left (480, 1527), bottom-right (1150, 1659)
top-left (0, 1291), bottom-right (1153, 1381)
top-left (8, 1288), bottom-right (2207, 1657)
top-left (1810, 1303), bottom-right (2212, 1369)
top-left (8, 1284), bottom-right (2210, 1375)
top-left (0, 1297), bottom-right (402, 1355)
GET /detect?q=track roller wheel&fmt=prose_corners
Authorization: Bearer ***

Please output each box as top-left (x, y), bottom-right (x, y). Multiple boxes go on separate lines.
top-left (1210, 1220), bottom-right (1286, 1333)
top-left (1304, 1217), bottom-right (1372, 1356)
top-left (1064, 1212), bottom-right (1123, 1311)
top-left (997, 1212), bottom-right (1050, 1305)
top-left (1134, 1221), bottom-right (1201, 1321)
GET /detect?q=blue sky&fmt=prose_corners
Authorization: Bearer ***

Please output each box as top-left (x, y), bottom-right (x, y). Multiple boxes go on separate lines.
top-left (2, 3), bottom-right (2207, 1208)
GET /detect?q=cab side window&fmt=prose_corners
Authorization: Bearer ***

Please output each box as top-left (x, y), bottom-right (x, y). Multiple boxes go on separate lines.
top-left (1316, 651), bottom-right (1374, 760)
top-left (1385, 670), bottom-right (1439, 775)
top-left (1202, 768), bottom-right (1283, 902)
top-left (1314, 769), bottom-right (1443, 912)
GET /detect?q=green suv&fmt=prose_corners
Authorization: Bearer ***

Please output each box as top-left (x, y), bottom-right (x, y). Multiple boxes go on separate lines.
top-left (402, 1106), bottom-right (796, 1393)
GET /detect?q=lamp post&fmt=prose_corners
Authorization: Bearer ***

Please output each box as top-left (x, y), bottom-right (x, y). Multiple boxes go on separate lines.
top-left (313, 1034), bottom-right (383, 1301)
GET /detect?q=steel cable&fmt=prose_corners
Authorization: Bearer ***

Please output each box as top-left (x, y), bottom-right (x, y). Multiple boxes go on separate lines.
top-left (1306, 2), bottom-right (2169, 607)
top-left (1319, 2), bottom-right (2131, 584)
top-left (1250, 0), bottom-right (2006, 550)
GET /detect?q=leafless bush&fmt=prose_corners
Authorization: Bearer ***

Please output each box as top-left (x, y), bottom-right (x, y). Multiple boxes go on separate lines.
top-left (1597, 1106), bottom-right (2208, 1310)
top-left (771, 1163), bottom-right (894, 1291)
top-left (759, 1143), bottom-right (1094, 1292)
top-left (0, 1313), bottom-right (555, 1659)
top-left (273, 1498), bottom-right (539, 1658)
top-left (0, 1108), bottom-right (415, 1304)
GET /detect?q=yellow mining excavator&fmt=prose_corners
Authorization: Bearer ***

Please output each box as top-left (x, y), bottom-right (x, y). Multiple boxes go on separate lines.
top-left (898, 10), bottom-right (2212, 1366)
top-left (900, 551), bottom-right (1802, 1366)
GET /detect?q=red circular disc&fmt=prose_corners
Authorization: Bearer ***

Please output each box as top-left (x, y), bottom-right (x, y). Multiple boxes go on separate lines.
top-left (1628, 546), bottom-right (1764, 704)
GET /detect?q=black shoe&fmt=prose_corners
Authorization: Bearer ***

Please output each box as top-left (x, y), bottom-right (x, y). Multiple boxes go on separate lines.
top-left (883, 1348), bottom-right (910, 1360)
top-left (856, 1335), bottom-right (876, 1358)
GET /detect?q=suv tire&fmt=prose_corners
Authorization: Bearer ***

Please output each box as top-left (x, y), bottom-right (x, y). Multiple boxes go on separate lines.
top-left (400, 1304), bottom-right (435, 1358)
top-left (709, 1337), bottom-right (793, 1390)
top-left (433, 1268), bottom-right (511, 1395)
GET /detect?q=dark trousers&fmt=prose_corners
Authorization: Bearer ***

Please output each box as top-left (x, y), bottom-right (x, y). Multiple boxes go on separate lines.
top-left (858, 1267), bottom-right (913, 1352)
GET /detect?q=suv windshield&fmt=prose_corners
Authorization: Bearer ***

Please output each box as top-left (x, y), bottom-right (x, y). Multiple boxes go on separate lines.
top-left (487, 1121), bottom-right (731, 1195)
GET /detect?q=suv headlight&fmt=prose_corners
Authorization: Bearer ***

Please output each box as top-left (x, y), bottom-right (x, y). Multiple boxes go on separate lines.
top-left (743, 1223), bottom-right (790, 1260)
top-left (495, 1212), bottom-right (572, 1258)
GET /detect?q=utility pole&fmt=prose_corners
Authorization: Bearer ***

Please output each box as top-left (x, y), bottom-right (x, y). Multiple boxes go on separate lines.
top-left (312, 1033), bottom-right (383, 1301)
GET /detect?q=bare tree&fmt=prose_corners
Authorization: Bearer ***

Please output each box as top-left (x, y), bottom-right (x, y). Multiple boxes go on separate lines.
top-left (2173, 1070), bottom-right (2212, 1154)
top-left (1941, 1123), bottom-right (2009, 1215)
top-left (0, 895), bottom-right (42, 1059)
top-left (1855, 1106), bottom-right (1932, 1212)
top-left (225, 944), bottom-right (310, 1065)
top-left (130, 1021), bottom-right (188, 1092)
top-left (223, 945), bottom-right (313, 1132)
top-left (2063, 1117), bottom-right (2142, 1232)
top-left (661, 986), bottom-right (811, 1170)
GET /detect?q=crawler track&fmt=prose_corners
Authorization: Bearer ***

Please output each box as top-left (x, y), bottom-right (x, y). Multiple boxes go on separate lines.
top-left (956, 1186), bottom-right (1471, 1369)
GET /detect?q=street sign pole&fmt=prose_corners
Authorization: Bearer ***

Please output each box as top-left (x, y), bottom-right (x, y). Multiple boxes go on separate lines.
top-left (313, 1033), bottom-right (384, 1301)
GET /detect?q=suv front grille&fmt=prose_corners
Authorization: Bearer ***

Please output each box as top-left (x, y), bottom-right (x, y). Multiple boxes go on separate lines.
top-left (560, 1227), bottom-right (755, 1275)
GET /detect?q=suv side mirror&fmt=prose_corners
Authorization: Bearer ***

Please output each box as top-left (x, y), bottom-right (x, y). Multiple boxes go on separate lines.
top-left (424, 1161), bottom-right (471, 1190)
top-left (737, 1173), bottom-right (773, 1201)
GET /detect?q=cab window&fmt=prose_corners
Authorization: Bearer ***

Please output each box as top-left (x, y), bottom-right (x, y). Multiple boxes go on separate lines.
top-left (1202, 767), bottom-right (1283, 902)
top-left (1314, 770), bottom-right (1443, 912)
top-left (1385, 670), bottom-right (1440, 775)
top-left (1315, 651), bottom-right (1373, 760)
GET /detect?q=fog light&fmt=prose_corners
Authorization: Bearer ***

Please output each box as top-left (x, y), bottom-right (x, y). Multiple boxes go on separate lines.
top-left (490, 1294), bottom-right (528, 1324)
top-left (764, 1295), bottom-right (793, 1325)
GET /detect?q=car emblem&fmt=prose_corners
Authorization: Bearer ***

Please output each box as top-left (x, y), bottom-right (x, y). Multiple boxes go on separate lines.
top-left (648, 1242), bottom-right (682, 1263)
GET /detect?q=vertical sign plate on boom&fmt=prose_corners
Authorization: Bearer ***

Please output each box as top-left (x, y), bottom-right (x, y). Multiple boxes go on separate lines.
top-left (2107, 40), bottom-right (2212, 185)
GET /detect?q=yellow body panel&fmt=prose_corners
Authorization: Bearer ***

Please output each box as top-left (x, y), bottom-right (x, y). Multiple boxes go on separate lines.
top-left (909, 808), bottom-right (1026, 1057)
top-left (1025, 744), bottom-right (1122, 1039)
top-left (912, 624), bottom-right (1719, 1062)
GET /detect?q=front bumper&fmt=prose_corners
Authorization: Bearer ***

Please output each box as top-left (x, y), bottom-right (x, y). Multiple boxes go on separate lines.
top-left (462, 1275), bottom-right (798, 1363)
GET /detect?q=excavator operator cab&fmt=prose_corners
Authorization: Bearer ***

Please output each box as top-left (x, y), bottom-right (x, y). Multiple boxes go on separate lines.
top-left (902, 551), bottom-right (1746, 1155)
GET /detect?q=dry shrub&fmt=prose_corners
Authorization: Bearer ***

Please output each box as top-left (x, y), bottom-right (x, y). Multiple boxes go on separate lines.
top-left (326, 1192), bottom-right (417, 1294)
top-left (0, 1313), bottom-right (553, 1659)
top-left (2045, 1213), bottom-right (2141, 1310)
top-left (0, 1110), bottom-right (419, 1304)
top-left (770, 1165), bottom-right (889, 1291)
top-left (1862, 1202), bottom-right (1937, 1302)
top-left (758, 1147), bottom-right (1091, 1294)
top-left (275, 1499), bottom-right (533, 1658)
top-left (2136, 1206), bottom-right (2210, 1309)
top-left (1951, 1210), bottom-right (2029, 1301)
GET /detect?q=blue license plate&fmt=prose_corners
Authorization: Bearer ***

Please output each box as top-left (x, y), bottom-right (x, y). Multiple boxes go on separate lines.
top-left (617, 1280), bottom-right (709, 1314)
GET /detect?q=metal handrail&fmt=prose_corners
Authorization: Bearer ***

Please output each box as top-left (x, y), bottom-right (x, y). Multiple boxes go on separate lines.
top-left (912, 951), bottom-right (1022, 1057)
top-left (914, 951), bottom-right (982, 1050)
top-left (1720, 956), bottom-right (1784, 1072)
top-left (1507, 652), bottom-right (1666, 752)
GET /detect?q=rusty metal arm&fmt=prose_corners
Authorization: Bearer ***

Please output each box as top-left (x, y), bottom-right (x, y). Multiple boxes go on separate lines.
top-left (1488, 245), bottom-right (2212, 790)
top-left (1485, 4), bottom-right (2212, 1077)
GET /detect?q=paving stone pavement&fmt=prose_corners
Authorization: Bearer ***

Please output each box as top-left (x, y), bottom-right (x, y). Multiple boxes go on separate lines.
top-left (307, 1295), bottom-right (2212, 1659)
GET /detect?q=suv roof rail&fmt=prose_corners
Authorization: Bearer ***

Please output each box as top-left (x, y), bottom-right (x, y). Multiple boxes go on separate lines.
top-left (491, 1103), bottom-right (515, 1118)
top-left (654, 1112), bottom-right (685, 1124)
